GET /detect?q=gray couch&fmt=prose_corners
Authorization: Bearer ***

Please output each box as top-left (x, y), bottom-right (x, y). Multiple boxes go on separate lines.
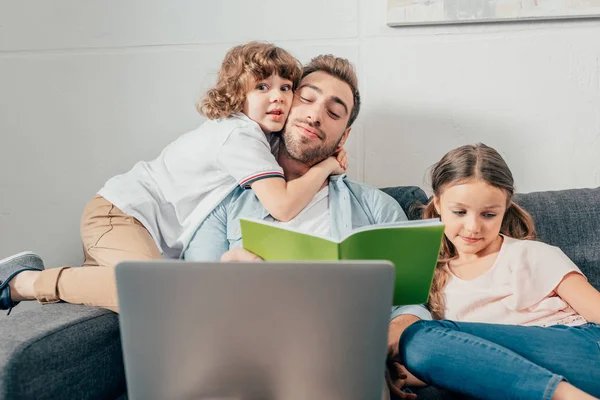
top-left (1, 186), bottom-right (598, 400)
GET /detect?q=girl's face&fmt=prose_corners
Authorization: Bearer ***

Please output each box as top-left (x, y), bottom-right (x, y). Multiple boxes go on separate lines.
top-left (243, 74), bottom-right (294, 134)
top-left (434, 179), bottom-right (508, 259)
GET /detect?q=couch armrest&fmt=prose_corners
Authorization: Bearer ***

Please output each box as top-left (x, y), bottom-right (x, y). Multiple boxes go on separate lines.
top-left (0, 304), bottom-right (126, 400)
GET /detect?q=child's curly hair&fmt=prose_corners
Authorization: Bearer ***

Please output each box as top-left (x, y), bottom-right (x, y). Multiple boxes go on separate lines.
top-left (198, 42), bottom-right (302, 120)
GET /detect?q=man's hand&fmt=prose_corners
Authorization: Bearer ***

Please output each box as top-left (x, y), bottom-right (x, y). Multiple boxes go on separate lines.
top-left (386, 315), bottom-right (421, 398)
top-left (385, 362), bottom-right (417, 399)
top-left (388, 314), bottom-right (420, 361)
top-left (220, 248), bottom-right (263, 262)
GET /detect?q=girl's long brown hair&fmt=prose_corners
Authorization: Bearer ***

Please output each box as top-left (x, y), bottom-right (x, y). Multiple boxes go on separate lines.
top-left (198, 41), bottom-right (302, 120)
top-left (425, 143), bottom-right (536, 319)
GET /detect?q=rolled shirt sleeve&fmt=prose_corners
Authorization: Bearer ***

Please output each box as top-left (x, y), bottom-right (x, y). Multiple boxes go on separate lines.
top-left (390, 304), bottom-right (432, 321)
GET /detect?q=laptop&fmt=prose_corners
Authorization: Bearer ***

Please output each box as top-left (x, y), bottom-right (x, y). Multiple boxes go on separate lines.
top-left (116, 260), bottom-right (395, 400)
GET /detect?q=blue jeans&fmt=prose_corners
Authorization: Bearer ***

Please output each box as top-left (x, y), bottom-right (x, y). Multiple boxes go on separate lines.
top-left (399, 320), bottom-right (600, 400)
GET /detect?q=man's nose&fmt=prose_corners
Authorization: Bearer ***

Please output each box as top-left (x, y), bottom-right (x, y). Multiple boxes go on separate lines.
top-left (306, 105), bottom-right (323, 127)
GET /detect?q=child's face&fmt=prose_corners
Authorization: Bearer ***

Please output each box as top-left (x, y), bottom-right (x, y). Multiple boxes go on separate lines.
top-left (243, 74), bottom-right (294, 134)
top-left (434, 179), bottom-right (508, 258)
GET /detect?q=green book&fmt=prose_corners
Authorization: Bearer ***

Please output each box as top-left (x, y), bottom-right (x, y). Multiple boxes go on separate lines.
top-left (240, 218), bottom-right (445, 306)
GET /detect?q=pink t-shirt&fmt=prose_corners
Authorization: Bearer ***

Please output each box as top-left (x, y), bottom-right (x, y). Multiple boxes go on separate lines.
top-left (443, 236), bottom-right (587, 327)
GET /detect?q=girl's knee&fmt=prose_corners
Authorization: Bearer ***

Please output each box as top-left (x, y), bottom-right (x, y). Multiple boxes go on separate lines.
top-left (399, 321), bottom-right (429, 362)
top-left (399, 320), bottom-right (446, 377)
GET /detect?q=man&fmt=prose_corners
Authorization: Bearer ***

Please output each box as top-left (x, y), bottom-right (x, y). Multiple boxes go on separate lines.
top-left (183, 54), bottom-right (430, 399)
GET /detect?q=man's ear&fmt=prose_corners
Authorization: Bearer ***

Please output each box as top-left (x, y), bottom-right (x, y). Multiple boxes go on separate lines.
top-left (337, 127), bottom-right (351, 149)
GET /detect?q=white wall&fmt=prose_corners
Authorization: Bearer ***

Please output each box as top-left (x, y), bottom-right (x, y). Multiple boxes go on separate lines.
top-left (1, 1), bottom-right (599, 274)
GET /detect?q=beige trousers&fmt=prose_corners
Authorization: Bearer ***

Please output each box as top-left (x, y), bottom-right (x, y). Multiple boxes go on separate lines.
top-left (33, 195), bottom-right (161, 312)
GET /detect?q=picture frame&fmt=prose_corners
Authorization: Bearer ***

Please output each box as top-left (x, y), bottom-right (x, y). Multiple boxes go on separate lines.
top-left (387, 0), bottom-right (600, 26)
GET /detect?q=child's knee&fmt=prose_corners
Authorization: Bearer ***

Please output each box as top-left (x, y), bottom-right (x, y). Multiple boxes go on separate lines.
top-left (398, 320), bottom-right (439, 375)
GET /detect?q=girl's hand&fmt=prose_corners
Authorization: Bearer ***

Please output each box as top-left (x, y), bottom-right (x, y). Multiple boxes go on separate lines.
top-left (335, 147), bottom-right (348, 171)
top-left (322, 156), bottom-right (345, 175)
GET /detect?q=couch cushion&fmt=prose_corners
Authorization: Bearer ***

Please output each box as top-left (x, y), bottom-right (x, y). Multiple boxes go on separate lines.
top-left (514, 187), bottom-right (600, 290)
top-left (0, 303), bottom-right (125, 400)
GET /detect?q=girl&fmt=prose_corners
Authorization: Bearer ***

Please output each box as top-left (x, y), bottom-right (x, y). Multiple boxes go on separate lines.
top-left (395, 144), bottom-right (600, 399)
top-left (0, 41), bottom-right (346, 313)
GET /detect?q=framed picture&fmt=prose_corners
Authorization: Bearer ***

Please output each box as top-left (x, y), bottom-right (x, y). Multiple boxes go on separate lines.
top-left (387, 0), bottom-right (600, 26)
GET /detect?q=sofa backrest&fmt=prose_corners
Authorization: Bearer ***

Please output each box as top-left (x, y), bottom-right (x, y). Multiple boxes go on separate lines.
top-left (381, 186), bottom-right (600, 290)
top-left (380, 186), bottom-right (429, 221)
top-left (514, 187), bottom-right (600, 290)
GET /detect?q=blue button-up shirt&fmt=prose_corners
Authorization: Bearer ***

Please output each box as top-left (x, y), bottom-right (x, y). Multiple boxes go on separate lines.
top-left (184, 174), bottom-right (431, 321)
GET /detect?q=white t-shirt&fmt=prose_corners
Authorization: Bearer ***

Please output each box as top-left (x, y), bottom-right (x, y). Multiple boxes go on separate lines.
top-left (267, 186), bottom-right (331, 237)
top-left (444, 235), bottom-right (587, 327)
top-left (98, 113), bottom-right (283, 258)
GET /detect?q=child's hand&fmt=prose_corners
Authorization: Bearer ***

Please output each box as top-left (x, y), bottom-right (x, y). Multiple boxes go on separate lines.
top-left (327, 156), bottom-right (346, 175)
top-left (335, 147), bottom-right (349, 171)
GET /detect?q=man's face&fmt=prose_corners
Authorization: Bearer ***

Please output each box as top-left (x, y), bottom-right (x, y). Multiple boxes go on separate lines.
top-left (282, 71), bottom-right (353, 165)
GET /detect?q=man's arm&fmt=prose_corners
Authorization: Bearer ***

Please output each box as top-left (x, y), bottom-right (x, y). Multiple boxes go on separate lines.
top-left (388, 305), bottom-right (430, 361)
top-left (184, 201), bottom-right (230, 261)
top-left (369, 188), bottom-right (409, 224)
top-left (360, 185), bottom-right (430, 389)
top-left (378, 196), bottom-right (408, 224)
top-left (387, 313), bottom-right (427, 394)
top-left (387, 304), bottom-right (432, 394)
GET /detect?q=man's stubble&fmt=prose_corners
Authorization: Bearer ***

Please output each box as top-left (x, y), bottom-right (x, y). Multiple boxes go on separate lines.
top-left (280, 119), bottom-right (343, 167)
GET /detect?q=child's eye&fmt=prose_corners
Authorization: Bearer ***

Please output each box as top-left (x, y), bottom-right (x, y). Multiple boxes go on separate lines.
top-left (483, 213), bottom-right (497, 218)
top-left (256, 84), bottom-right (268, 91)
top-left (281, 85), bottom-right (292, 92)
top-left (452, 210), bottom-right (466, 216)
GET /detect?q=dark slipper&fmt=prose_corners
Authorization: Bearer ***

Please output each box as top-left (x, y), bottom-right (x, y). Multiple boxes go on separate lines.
top-left (0, 251), bottom-right (45, 315)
